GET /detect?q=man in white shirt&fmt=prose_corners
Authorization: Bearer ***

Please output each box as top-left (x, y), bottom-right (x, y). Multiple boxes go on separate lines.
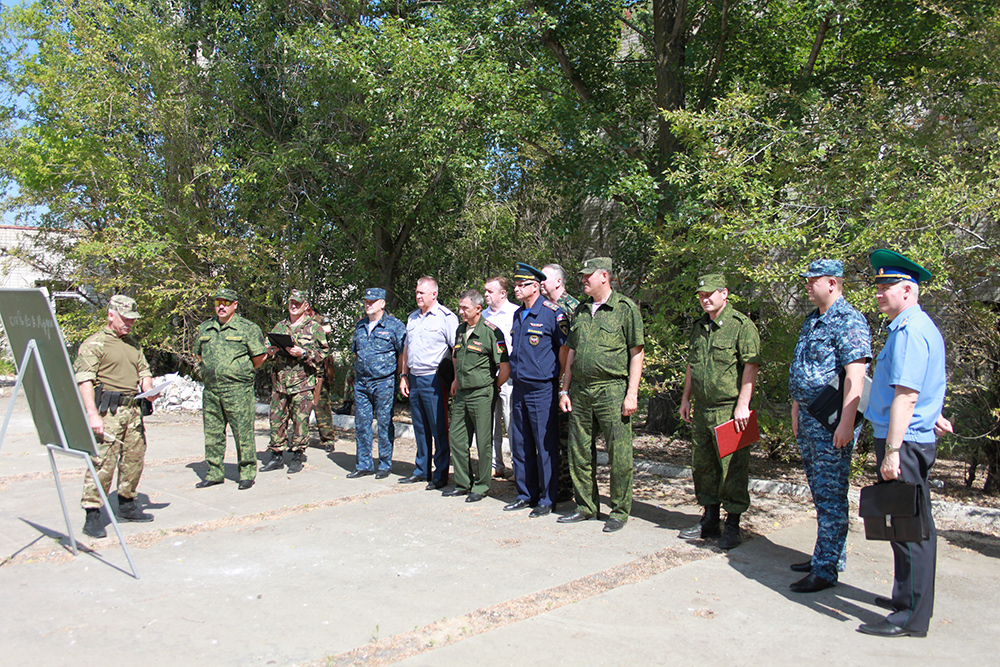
top-left (483, 276), bottom-right (518, 477)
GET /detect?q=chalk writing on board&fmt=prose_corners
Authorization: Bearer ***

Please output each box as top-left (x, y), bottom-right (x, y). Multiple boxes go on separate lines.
top-left (7, 311), bottom-right (57, 340)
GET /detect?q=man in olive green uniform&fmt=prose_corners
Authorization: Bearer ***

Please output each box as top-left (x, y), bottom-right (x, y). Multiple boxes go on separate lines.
top-left (75, 295), bottom-right (155, 539)
top-left (679, 273), bottom-right (761, 550)
top-left (542, 263), bottom-right (581, 504)
top-left (194, 288), bottom-right (267, 490)
top-left (558, 258), bottom-right (644, 533)
top-left (260, 289), bottom-right (328, 474)
top-left (443, 290), bottom-right (510, 501)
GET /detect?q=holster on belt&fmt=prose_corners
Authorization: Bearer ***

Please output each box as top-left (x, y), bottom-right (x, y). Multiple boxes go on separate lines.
top-left (94, 384), bottom-right (147, 416)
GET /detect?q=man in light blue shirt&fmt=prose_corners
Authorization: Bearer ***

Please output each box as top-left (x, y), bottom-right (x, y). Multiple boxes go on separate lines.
top-left (859, 249), bottom-right (951, 639)
top-left (483, 276), bottom-right (518, 477)
top-left (399, 276), bottom-right (459, 489)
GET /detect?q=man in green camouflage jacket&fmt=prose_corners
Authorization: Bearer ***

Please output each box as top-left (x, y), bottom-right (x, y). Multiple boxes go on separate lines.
top-left (75, 295), bottom-right (155, 539)
top-left (194, 288), bottom-right (267, 490)
top-left (260, 289), bottom-right (328, 474)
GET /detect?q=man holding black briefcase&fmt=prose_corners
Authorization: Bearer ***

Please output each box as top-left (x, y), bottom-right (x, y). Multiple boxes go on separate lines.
top-left (859, 249), bottom-right (950, 638)
top-left (788, 260), bottom-right (871, 593)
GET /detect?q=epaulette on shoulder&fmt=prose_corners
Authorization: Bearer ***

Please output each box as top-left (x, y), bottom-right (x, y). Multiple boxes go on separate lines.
top-left (542, 300), bottom-right (559, 311)
top-left (483, 319), bottom-right (498, 330)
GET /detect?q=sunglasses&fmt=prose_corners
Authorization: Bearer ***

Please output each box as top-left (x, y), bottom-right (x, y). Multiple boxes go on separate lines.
top-left (215, 298), bottom-right (234, 307)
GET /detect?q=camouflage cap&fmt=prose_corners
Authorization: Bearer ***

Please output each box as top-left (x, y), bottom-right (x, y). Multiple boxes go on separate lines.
top-left (214, 287), bottom-right (238, 302)
top-left (800, 259), bottom-right (843, 278)
top-left (108, 294), bottom-right (140, 319)
top-left (579, 257), bottom-right (613, 274)
top-left (364, 287), bottom-right (386, 301)
top-left (695, 273), bottom-right (726, 293)
top-left (870, 249), bottom-right (933, 284)
top-left (288, 289), bottom-right (308, 303)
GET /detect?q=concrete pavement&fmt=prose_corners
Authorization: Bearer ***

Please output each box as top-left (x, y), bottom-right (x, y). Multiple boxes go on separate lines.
top-left (0, 391), bottom-right (997, 666)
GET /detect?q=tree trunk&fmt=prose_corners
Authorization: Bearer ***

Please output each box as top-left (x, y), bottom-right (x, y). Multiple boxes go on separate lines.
top-left (645, 392), bottom-right (679, 434)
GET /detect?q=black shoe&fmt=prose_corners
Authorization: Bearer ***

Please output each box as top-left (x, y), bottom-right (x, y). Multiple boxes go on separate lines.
top-left (857, 620), bottom-right (926, 638)
top-left (375, 470), bottom-right (390, 479)
top-left (504, 499), bottom-right (532, 511)
top-left (789, 573), bottom-right (836, 593)
top-left (874, 596), bottom-right (897, 612)
top-left (399, 475), bottom-right (426, 484)
top-left (82, 508), bottom-right (106, 539)
top-left (603, 518), bottom-right (626, 533)
top-left (238, 479), bottom-right (254, 490)
top-left (287, 451), bottom-right (305, 473)
top-left (442, 488), bottom-right (469, 497)
top-left (557, 511), bottom-right (595, 524)
top-left (790, 560), bottom-right (812, 573)
top-left (466, 492), bottom-right (485, 503)
top-left (195, 478), bottom-right (224, 488)
top-left (717, 513), bottom-right (741, 550)
top-left (323, 441), bottom-right (336, 453)
top-left (335, 401), bottom-right (354, 415)
top-left (117, 498), bottom-right (153, 523)
top-left (529, 505), bottom-right (552, 518)
top-left (347, 469), bottom-right (373, 479)
top-left (426, 480), bottom-right (447, 490)
top-left (679, 504), bottom-right (722, 539)
top-left (259, 451), bottom-right (285, 472)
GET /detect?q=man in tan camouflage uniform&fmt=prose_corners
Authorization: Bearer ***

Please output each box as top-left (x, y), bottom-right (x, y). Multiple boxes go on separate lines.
top-left (558, 258), bottom-right (644, 533)
top-left (75, 295), bottom-right (155, 539)
top-left (194, 288), bottom-right (267, 490)
top-left (260, 289), bottom-right (328, 474)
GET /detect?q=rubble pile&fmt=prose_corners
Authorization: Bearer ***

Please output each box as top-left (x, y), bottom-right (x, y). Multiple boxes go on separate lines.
top-left (153, 375), bottom-right (203, 412)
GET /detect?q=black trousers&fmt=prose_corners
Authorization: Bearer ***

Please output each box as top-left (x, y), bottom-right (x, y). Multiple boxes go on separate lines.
top-left (874, 438), bottom-right (937, 632)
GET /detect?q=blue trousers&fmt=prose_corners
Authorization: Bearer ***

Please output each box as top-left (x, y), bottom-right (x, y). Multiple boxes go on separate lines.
top-left (797, 410), bottom-right (852, 581)
top-left (510, 380), bottom-right (559, 507)
top-left (354, 376), bottom-right (396, 472)
top-left (409, 373), bottom-right (450, 484)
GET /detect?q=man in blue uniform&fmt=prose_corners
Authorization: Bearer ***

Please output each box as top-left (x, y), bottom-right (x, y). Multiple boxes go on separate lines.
top-left (348, 288), bottom-right (406, 479)
top-left (505, 262), bottom-right (569, 518)
top-left (858, 249), bottom-right (950, 638)
top-left (787, 260), bottom-right (871, 593)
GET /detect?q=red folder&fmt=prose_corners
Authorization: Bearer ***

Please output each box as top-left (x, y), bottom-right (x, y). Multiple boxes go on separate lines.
top-left (714, 410), bottom-right (760, 457)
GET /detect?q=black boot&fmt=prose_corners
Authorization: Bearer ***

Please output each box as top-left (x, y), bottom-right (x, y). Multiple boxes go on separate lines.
top-left (259, 450), bottom-right (285, 472)
top-left (718, 512), bottom-right (742, 550)
top-left (83, 508), bottom-right (106, 538)
top-left (117, 497), bottom-right (154, 522)
top-left (287, 451), bottom-right (305, 474)
top-left (679, 504), bottom-right (721, 539)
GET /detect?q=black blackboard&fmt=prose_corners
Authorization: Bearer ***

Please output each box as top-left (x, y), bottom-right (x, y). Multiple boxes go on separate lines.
top-left (0, 288), bottom-right (98, 456)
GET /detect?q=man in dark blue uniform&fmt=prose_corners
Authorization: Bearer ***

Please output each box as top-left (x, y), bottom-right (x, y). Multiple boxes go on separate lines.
top-left (505, 262), bottom-right (569, 518)
top-left (348, 288), bottom-right (406, 479)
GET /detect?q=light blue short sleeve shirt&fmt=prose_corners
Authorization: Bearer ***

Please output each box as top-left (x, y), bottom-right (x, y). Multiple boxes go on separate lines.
top-left (865, 305), bottom-right (946, 443)
top-left (405, 303), bottom-right (459, 377)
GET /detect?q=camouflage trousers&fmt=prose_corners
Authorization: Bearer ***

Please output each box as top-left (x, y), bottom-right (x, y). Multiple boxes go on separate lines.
top-left (691, 403), bottom-right (750, 515)
top-left (81, 405), bottom-right (146, 509)
top-left (354, 376), bottom-right (396, 472)
top-left (314, 382), bottom-right (336, 445)
top-left (797, 409), bottom-right (853, 581)
top-left (269, 389), bottom-right (314, 453)
top-left (568, 379), bottom-right (633, 522)
top-left (203, 383), bottom-right (258, 483)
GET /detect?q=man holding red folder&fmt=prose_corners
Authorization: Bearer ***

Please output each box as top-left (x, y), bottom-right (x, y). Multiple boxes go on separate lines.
top-left (679, 274), bottom-right (760, 549)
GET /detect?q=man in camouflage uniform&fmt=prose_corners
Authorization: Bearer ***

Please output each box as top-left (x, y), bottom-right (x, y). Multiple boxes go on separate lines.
top-left (310, 308), bottom-right (337, 452)
top-left (75, 295), bottom-right (155, 539)
top-left (558, 258), bottom-right (644, 533)
top-left (443, 290), bottom-right (509, 501)
top-left (260, 289), bottom-right (328, 474)
top-left (194, 288), bottom-right (267, 491)
top-left (787, 259), bottom-right (871, 593)
top-left (542, 262), bottom-right (581, 504)
top-left (679, 273), bottom-right (761, 549)
top-left (348, 287), bottom-right (406, 479)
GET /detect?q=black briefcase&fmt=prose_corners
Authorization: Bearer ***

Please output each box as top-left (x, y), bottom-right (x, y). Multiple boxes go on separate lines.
top-left (858, 481), bottom-right (930, 542)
